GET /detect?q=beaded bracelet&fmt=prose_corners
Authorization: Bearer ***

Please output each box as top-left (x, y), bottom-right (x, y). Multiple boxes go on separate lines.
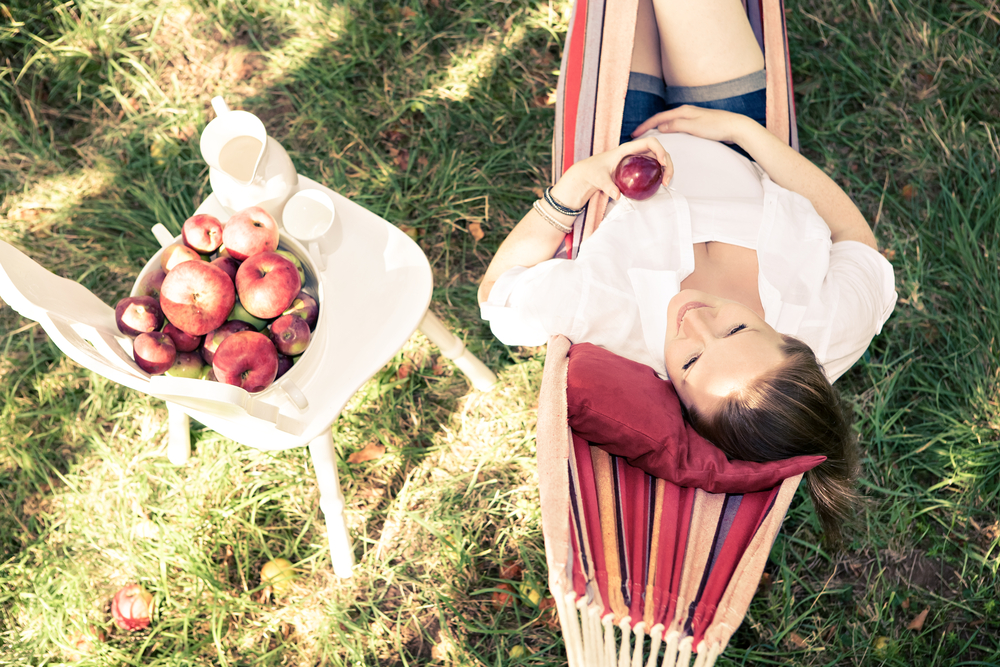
top-left (533, 200), bottom-right (573, 235)
top-left (544, 185), bottom-right (586, 217)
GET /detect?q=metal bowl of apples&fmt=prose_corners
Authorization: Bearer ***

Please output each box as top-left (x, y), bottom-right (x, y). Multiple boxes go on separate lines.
top-left (124, 205), bottom-right (320, 395)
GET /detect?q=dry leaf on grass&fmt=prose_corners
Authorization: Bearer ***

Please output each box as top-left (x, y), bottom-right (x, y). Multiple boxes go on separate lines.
top-left (907, 607), bottom-right (930, 631)
top-left (348, 442), bottom-right (386, 464)
top-left (786, 632), bottom-right (808, 649)
top-left (468, 222), bottom-right (484, 241)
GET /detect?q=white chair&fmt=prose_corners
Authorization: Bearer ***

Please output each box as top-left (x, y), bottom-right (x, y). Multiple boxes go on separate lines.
top-left (0, 176), bottom-right (496, 577)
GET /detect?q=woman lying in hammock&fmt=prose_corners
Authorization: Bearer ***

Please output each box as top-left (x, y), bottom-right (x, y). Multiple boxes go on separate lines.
top-left (478, 0), bottom-right (896, 542)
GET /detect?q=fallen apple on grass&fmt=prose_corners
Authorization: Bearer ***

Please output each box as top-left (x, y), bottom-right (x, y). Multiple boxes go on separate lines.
top-left (212, 330), bottom-right (278, 392)
top-left (235, 251), bottom-right (301, 319)
top-left (115, 296), bottom-right (164, 337)
top-left (111, 583), bottom-right (154, 631)
top-left (612, 154), bottom-right (664, 201)
top-left (260, 558), bottom-right (295, 595)
top-left (133, 331), bottom-right (176, 374)
top-left (160, 260), bottom-right (236, 336)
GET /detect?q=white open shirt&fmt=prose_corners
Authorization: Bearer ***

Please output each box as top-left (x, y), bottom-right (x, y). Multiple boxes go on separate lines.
top-left (481, 132), bottom-right (897, 383)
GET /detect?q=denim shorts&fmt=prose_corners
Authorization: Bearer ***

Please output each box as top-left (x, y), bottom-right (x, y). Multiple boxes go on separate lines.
top-left (620, 70), bottom-right (766, 159)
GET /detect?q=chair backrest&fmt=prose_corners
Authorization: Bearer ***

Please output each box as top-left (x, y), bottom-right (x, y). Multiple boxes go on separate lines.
top-left (552, 0), bottom-right (798, 256)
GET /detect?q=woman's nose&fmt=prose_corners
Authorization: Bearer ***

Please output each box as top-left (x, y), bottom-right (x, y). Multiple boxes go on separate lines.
top-left (681, 308), bottom-right (715, 337)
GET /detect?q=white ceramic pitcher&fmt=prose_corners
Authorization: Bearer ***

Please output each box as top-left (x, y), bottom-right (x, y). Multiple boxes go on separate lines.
top-left (200, 97), bottom-right (298, 219)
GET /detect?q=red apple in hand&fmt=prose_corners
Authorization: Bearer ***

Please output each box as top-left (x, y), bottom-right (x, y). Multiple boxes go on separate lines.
top-left (160, 261), bottom-right (236, 336)
top-left (133, 331), bottom-right (176, 374)
top-left (200, 319), bottom-right (254, 365)
top-left (111, 583), bottom-right (154, 631)
top-left (115, 296), bottom-right (164, 336)
top-left (269, 314), bottom-right (310, 356)
top-left (163, 322), bottom-right (202, 352)
top-left (212, 331), bottom-right (278, 393)
top-left (612, 154), bottom-right (664, 201)
top-left (222, 206), bottom-right (279, 261)
top-left (160, 243), bottom-right (202, 272)
top-left (235, 251), bottom-right (301, 319)
top-left (182, 214), bottom-right (224, 254)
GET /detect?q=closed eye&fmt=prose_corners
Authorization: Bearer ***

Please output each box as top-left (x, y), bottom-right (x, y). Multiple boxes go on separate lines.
top-left (682, 354), bottom-right (700, 370)
top-left (728, 324), bottom-right (747, 335)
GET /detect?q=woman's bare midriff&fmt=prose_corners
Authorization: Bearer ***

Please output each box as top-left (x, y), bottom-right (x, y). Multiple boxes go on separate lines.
top-left (680, 241), bottom-right (765, 318)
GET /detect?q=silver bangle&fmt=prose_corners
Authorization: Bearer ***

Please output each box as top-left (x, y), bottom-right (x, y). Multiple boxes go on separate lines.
top-left (533, 199), bottom-right (573, 234)
top-left (544, 185), bottom-right (586, 217)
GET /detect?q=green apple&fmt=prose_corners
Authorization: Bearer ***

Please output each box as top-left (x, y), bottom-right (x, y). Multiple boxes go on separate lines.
top-left (165, 351), bottom-right (206, 378)
top-left (228, 300), bottom-right (268, 330)
top-left (261, 558), bottom-right (295, 595)
top-left (275, 249), bottom-right (307, 286)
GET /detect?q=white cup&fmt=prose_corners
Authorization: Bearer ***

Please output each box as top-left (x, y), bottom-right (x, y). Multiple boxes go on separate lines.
top-left (282, 189), bottom-right (337, 271)
top-left (199, 98), bottom-right (267, 185)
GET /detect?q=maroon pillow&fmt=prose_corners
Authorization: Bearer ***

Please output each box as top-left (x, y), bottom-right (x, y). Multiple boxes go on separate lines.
top-left (566, 343), bottom-right (825, 493)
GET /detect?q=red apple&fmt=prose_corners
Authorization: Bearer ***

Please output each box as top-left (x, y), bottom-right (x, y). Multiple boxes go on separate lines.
top-left (135, 267), bottom-right (167, 299)
top-left (132, 331), bottom-right (176, 374)
top-left (222, 206), bottom-right (279, 261)
top-left (182, 213), bottom-right (224, 254)
top-left (275, 352), bottom-right (294, 379)
top-left (235, 251), bottom-right (301, 319)
top-left (612, 154), bottom-right (664, 201)
top-left (165, 351), bottom-right (206, 378)
top-left (228, 299), bottom-right (268, 330)
top-left (160, 243), bottom-right (202, 272)
top-left (269, 314), bottom-right (310, 356)
top-left (282, 292), bottom-right (319, 330)
top-left (210, 255), bottom-right (240, 282)
top-left (111, 583), bottom-right (154, 631)
top-left (275, 249), bottom-right (307, 286)
top-left (212, 331), bottom-right (278, 393)
top-left (162, 322), bottom-right (202, 352)
top-left (159, 261), bottom-right (236, 336)
top-left (201, 319), bottom-right (254, 365)
top-left (115, 296), bottom-right (164, 337)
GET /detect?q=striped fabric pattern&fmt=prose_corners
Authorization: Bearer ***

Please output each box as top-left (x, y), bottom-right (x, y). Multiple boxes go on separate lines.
top-left (538, 335), bottom-right (804, 667)
top-left (552, 0), bottom-right (799, 258)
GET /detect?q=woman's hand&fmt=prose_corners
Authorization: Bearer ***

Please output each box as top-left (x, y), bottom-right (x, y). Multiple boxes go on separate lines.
top-left (630, 105), bottom-right (750, 144)
top-left (553, 136), bottom-right (674, 205)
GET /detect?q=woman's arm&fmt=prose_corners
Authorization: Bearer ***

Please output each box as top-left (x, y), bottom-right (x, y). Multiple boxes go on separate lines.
top-left (478, 137), bottom-right (673, 304)
top-left (632, 106), bottom-right (877, 249)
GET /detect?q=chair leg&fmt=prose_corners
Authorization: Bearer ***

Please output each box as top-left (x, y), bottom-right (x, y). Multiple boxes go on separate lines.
top-left (418, 310), bottom-right (497, 391)
top-left (166, 402), bottom-right (191, 465)
top-left (308, 429), bottom-right (354, 578)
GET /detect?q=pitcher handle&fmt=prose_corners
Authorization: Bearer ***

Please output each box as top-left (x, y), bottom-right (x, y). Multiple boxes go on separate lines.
top-left (211, 96), bottom-right (231, 117)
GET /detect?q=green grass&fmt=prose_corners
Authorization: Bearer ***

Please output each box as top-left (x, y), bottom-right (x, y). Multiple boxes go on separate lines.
top-left (1, 0), bottom-right (999, 664)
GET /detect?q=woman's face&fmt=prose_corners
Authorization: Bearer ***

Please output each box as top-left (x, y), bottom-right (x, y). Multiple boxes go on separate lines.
top-left (664, 289), bottom-right (786, 417)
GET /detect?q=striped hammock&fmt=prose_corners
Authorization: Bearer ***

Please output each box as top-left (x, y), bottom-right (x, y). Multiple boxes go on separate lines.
top-left (552, 0), bottom-right (799, 256)
top-left (539, 336), bottom-right (802, 667)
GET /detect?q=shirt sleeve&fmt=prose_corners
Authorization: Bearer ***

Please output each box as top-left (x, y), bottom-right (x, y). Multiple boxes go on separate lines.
top-left (479, 259), bottom-right (587, 347)
top-left (822, 241), bottom-right (897, 381)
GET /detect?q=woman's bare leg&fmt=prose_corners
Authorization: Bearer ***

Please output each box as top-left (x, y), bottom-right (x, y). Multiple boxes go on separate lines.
top-left (651, 0), bottom-right (764, 88)
top-left (631, 0), bottom-right (663, 78)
